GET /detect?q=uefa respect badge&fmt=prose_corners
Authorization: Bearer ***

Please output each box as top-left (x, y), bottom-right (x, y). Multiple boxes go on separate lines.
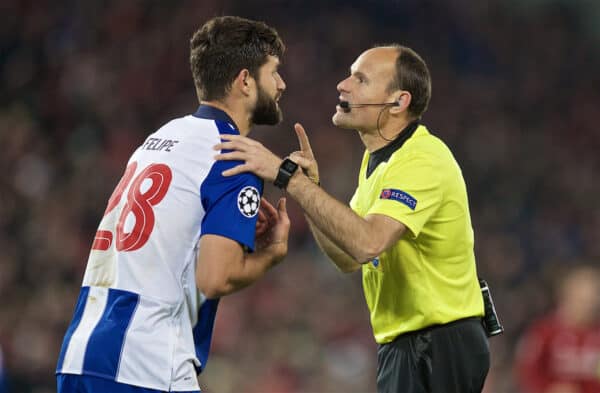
top-left (380, 188), bottom-right (417, 210)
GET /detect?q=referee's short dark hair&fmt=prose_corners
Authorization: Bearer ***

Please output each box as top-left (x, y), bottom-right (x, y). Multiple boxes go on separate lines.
top-left (190, 16), bottom-right (285, 101)
top-left (379, 44), bottom-right (431, 120)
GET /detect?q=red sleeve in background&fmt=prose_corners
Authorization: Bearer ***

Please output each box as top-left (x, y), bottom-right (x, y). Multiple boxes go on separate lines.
top-left (515, 319), bottom-right (553, 393)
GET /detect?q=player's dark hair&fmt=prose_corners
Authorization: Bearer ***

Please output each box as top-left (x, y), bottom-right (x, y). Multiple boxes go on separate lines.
top-left (190, 16), bottom-right (285, 101)
top-left (379, 44), bottom-right (431, 119)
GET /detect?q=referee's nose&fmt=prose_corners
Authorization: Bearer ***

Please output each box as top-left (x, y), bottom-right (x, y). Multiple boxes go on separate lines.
top-left (337, 77), bottom-right (350, 95)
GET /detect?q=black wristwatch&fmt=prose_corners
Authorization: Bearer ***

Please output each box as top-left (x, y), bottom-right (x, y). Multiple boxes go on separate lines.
top-left (273, 158), bottom-right (299, 189)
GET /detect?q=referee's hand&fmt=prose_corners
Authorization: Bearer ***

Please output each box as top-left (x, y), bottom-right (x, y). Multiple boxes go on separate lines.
top-left (289, 123), bottom-right (319, 185)
top-left (213, 134), bottom-right (282, 182)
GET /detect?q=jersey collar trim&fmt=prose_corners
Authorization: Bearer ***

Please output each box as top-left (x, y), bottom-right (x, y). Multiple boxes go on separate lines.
top-left (366, 120), bottom-right (420, 178)
top-left (193, 105), bottom-right (240, 132)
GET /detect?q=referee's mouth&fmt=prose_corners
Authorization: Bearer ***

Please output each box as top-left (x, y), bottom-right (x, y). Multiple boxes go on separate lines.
top-left (336, 99), bottom-right (351, 112)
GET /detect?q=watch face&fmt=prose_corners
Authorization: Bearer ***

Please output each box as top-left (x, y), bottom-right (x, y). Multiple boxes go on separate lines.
top-left (283, 159), bottom-right (298, 172)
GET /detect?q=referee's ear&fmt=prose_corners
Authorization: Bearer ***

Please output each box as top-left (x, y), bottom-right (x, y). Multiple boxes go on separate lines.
top-left (389, 91), bottom-right (411, 115)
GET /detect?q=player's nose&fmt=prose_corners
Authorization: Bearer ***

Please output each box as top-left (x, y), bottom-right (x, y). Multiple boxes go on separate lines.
top-left (277, 74), bottom-right (286, 92)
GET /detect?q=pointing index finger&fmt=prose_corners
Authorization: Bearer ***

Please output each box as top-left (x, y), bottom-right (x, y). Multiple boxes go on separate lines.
top-left (294, 123), bottom-right (313, 155)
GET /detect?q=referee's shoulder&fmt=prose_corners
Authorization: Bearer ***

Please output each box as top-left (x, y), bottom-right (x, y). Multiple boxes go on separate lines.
top-left (404, 132), bottom-right (452, 162)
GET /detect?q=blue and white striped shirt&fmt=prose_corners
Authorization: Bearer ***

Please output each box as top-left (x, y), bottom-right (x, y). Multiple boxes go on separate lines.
top-left (56, 106), bottom-right (262, 391)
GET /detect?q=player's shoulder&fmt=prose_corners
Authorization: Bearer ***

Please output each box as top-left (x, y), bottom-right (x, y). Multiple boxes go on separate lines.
top-left (133, 115), bottom-right (222, 157)
top-left (153, 115), bottom-right (220, 139)
top-left (127, 115), bottom-right (223, 172)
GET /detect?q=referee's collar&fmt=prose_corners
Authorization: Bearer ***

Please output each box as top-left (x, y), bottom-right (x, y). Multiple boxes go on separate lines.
top-left (193, 104), bottom-right (239, 131)
top-left (366, 120), bottom-right (420, 178)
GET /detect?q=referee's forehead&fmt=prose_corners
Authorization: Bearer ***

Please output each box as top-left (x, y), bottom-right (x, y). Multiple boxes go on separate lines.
top-left (354, 47), bottom-right (397, 81)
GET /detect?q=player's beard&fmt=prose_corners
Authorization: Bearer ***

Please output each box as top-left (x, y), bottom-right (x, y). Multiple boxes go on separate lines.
top-left (251, 84), bottom-right (282, 126)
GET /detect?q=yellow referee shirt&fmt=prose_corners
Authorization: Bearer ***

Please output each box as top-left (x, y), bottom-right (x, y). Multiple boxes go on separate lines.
top-left (349, 122), bottom-right (484, 344)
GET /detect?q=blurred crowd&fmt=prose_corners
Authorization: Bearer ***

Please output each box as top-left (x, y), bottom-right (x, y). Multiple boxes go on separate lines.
top-left (1, 0), bottom-right (599, 392)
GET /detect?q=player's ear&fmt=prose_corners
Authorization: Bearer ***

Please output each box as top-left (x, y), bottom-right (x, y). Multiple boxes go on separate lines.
top-left (234, 69), bottom-right (254, 97)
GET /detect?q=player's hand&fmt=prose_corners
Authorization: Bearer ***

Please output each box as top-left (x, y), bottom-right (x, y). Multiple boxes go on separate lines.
top-left (255, 198), bottom-right (270, 238)
top-left (255, 197), bottom-right (290, 262)
top-left (214, 135), bottom-right (282, 182)
top-left (289, 123), bottom-right (319, 184)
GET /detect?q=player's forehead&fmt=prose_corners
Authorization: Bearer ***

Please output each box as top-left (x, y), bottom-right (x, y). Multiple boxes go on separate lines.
top-left (262, 55), bottom-right (281, 69)
top-left (350, 47), bottom-right (397, 81)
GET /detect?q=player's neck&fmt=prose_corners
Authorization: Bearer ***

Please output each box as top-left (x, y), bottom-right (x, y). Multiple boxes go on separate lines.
top-left (200, 100), bottom-right (252, 136)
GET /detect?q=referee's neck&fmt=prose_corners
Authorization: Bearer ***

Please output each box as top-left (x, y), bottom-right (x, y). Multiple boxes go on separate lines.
top-left (360, 118), bottom-right (412, 153)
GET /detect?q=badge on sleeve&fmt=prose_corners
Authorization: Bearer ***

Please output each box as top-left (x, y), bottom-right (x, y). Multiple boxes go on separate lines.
top-left (237, 186), bottom-right (260, 218)
top-left (380, 189), bottom-right (417, 210)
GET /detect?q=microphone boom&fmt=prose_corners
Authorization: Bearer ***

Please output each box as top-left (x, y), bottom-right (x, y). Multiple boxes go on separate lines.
top-left (339, 100), bottom-right (398, 112)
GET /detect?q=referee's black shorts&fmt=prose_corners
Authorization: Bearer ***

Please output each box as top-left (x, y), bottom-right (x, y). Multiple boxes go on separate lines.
top-left (376, 317), bottom-right (490, 393)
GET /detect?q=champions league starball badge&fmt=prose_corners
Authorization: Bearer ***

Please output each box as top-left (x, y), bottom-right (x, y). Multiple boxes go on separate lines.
top-left (237, 186), bottom-right (260, 218)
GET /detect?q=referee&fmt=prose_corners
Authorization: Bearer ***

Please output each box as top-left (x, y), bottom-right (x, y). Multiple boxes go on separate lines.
top-left (214, 44), bottom-right (490, 393)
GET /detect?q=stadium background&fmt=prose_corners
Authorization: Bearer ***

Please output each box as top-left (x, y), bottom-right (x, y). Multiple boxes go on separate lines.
top-left (1, 0), bottom-right (599, 392)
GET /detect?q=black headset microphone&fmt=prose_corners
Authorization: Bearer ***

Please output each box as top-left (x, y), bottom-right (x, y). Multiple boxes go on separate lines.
top-left (339, 100), bottom-right (402, 142)
top-left (339, 100), bottom-right (399, 113)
